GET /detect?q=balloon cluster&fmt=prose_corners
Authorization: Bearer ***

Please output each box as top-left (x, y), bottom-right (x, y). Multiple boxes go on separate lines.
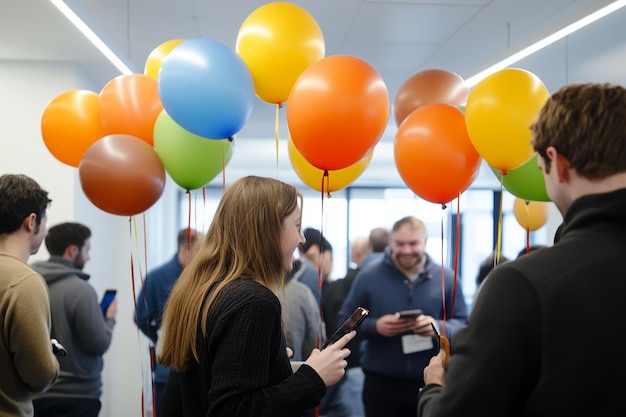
top-left (40, 1), bottom-right (554, 215)
top-left (40, 2), bottom-right (392, 214)
top-left (393, 67), bottom-right (552, 206)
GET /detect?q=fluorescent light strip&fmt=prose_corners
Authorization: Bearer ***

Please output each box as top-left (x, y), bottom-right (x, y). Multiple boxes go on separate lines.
top-left (465, 0), bottom-right (626, 87)
top-left (49, 0), bottom-right (134, 75)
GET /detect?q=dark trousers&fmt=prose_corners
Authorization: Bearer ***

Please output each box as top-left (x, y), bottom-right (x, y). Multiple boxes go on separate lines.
top-left (362, 372), bottom-right (420, 417)
top-left (34, 397), bottom-right (101, 417)
top-left (153, 380), bottom-right (165, 417)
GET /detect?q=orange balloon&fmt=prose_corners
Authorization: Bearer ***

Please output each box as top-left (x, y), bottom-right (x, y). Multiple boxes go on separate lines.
top-left (287, 55), bottom-right (389, 171)
top-left (513, 198), bottom-right (549, 231)
top-left (288, 138), bottom-right (373, 192)
top-left (78, 134), bottom-right (166, 216)
top-left (394, 103), bottom-right (481, 204)
top-left (144, 39), bottom-right (185, 79)
top-left (41, 90), bottom-right (105, 167)
top-left (394, 69), bottom-right (469, 127)
top-left (98, 74), bottom-right (163, 146)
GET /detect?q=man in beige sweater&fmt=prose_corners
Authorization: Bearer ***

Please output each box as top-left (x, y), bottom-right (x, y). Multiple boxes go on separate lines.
top-left (0, 174), bottom-right (60, 417)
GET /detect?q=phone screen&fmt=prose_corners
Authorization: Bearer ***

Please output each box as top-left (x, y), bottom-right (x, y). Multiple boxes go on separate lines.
top-left (322, 307), bottom-right (369, 349)
top-left (398, 309), bottom-right (423, 319)
top-left (100, 290), bottom-right (116, 316)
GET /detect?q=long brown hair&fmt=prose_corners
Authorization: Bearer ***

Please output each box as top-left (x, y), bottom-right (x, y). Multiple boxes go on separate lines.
top-left (158, 176), bottom-right (302, 370)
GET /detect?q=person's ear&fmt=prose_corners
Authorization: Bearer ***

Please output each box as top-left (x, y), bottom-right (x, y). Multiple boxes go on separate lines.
top-left (22, 213), bottom-right (37, 233)
top-left (65, 244), bottom-right (79, 260)
top-left (546, 146), bottom-right (570, 183)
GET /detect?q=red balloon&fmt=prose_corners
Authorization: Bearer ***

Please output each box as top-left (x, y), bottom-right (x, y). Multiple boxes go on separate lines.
top-left (78, 134), bottom-right (166, 216)
top-left (287, 55), bottom-right (389, 171)
top-left (394, 69), bottom-right (469, 127)
top-left (394, 104), bottom-right (481, 204)
top-left (98, 74), bottom-right (163, 146)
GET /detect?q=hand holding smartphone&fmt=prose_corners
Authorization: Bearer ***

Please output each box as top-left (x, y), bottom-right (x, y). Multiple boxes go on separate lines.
top-left (100, 289), bottom-right (117, 316)
top-left (321, 307), bottom-right (368, 349)
top-left (51, 339), bottom-right (67, 357)
top-left (431, 322), bottom-right (450, 367)
top-left (397, 308), bottom-right (423, 319)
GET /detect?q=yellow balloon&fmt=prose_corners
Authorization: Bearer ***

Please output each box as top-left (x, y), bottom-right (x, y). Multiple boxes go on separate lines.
top-left (236, 2), bottom-right (325, 104)
top-left (513, 198), bottom-right (549, 231)
top-left (288, 138), bottom-right (372, 192)
top-left (465, 68), bottom-right (549, 172)
top-left (144, 39), bottom-right (185, 79)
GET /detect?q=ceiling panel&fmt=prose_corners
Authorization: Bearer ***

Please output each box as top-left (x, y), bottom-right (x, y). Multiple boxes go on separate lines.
top-left (347, 3), bottom-right (482, 44)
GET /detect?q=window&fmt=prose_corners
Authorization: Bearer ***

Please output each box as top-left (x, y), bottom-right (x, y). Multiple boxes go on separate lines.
top-left (178, 185), bottom-right (552, 309)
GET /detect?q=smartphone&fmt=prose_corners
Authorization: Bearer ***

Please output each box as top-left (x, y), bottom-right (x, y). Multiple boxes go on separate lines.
top-left (397, 308), bottom-right (423, 319)
top-left (431, 321), bottom-right (441, 348)
top-left (322, 307), bottom-right (369, 349)
top-left (100, 289), bottom-right (117, 316)
top-left (51, 339), bottom-right (67, 357)
top-left (431, 322), bottom-right (450, 366)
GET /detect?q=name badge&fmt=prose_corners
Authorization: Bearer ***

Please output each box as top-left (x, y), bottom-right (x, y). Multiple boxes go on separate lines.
top-left (401, 334), bottom-right (433, 354)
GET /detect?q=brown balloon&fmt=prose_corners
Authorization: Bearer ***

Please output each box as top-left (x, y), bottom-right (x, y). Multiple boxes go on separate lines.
top-left (393, 69), bottom-right (469, 127)
top-left (78, 134), bottom-right (166, 216)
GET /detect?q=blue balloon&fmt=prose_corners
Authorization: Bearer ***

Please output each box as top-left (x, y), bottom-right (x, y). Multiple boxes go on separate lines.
top-left (158, 39), bottom-right (254, 139)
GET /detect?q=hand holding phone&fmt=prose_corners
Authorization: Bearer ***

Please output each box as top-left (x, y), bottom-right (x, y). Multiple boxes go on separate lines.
top-left (100, 289), bottom-right (117, 316)
top-left (397, 308), bottom-right (423, 319)
top-left (322, 307), bottom-right (369, 349)
top-left (51, 339), bottom-right (67, 357)
top-left (431, 322), bottom-right (450, 367)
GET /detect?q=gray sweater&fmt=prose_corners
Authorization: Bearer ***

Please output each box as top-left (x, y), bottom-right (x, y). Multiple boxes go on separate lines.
top-left (30, 257), bottom-right (115, 400)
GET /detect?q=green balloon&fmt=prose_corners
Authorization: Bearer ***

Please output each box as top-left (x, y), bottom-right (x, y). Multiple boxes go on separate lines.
top-left (491, 154), bottom-right (551, 202)
top-left (154, 110), bottom-right (234, 190)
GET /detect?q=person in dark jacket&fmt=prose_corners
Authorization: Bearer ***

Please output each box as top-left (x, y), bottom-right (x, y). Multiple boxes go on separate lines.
top-left (31, 222), bottom-right (116, 417)
top-left (338, 216), bottom-right (468, 417)
top-left (419, 83), bottom-right (626, 416)
top-left (134, 228), bottom-right (200, 417)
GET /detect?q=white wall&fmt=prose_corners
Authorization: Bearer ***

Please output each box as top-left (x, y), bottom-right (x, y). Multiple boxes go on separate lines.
top-left (0, 60), bottom-right (178, 417)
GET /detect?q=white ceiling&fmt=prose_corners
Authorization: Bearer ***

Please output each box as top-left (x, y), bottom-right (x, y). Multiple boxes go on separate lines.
top-left (2, 0), bottom-right (626, 189)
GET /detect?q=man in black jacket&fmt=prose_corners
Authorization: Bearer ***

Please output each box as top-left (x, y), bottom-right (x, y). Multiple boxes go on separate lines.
top-left (419, 83), bottom-right (626, 416)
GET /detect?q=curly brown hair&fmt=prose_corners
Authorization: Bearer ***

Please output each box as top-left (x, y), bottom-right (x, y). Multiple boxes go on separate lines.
top-left (532, 83), bottom-right (626, 179)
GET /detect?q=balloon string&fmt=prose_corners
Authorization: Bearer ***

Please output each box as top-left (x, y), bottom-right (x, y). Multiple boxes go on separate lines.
top-left (275, 104), bottom-right (281, 179)
top-left (132, 216), bottom-right (145, 290)
top-left (141, 214), bottom-right (156, 417)
top-left (142, 213), bottom-right (148, 284)
top-left (450, 194), bottom-right (461, 319)
top-left (221, 142), bottom-right (227, 191)
top-left (130, 217), bottom-right (152, 417)
top-left (194, 190), bottom-right (199, 233)
top-left (525, 200), bottom-right (531, 253)
top-left (202, 187), bottom-right (207, 232)
top-left (316, 171), bottom-right (330, 350)
top-left (495, 173), bottom-right (504, 264)
top-left (440, 204), bottom-right (447, 335)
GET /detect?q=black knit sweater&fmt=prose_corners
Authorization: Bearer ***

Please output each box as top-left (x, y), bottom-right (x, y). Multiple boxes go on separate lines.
top-left (163, 279), bottom-right (326, 417)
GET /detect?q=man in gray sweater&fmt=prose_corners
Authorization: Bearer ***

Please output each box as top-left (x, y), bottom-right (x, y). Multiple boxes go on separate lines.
top-left (31, 222), bottom-right (116, 417)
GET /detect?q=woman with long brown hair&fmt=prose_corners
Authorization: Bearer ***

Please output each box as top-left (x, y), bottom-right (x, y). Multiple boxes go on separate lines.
top-left (159, 176), bottom-right (353, 417)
